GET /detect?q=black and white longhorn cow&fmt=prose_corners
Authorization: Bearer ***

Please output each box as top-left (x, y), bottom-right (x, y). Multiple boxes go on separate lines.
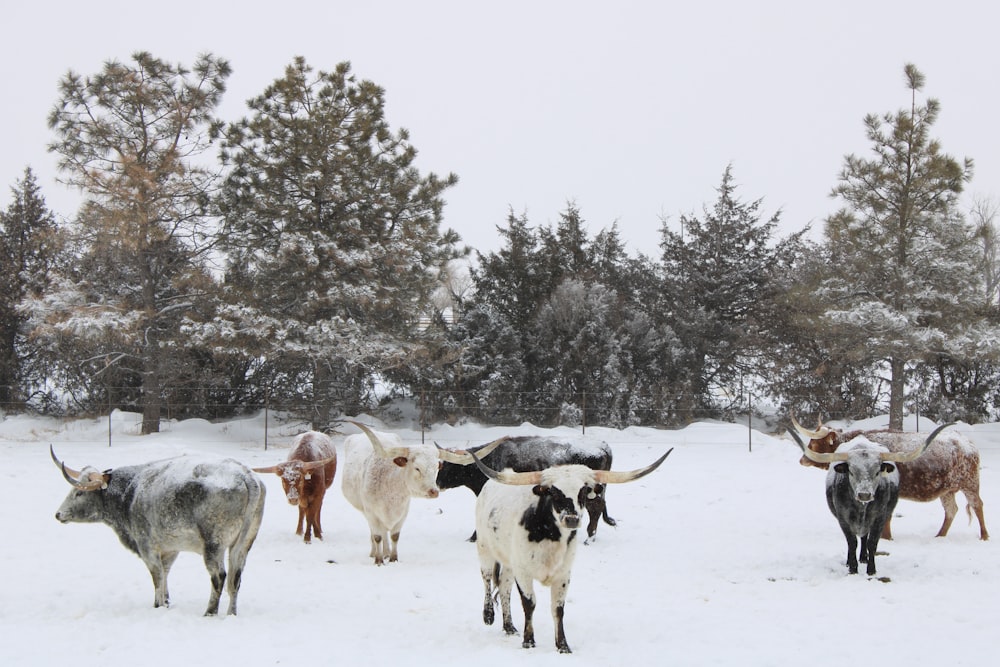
top-left (470, 448), bottom-right (672, 653)
top-left (437, 435), bottom-right (616, 542)
top-left (788, 422), bottom-right (952, 576)
top-left (51, 446), bottom-right (266, 615)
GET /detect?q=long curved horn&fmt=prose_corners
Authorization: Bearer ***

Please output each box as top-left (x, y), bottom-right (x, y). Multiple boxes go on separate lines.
top-left (881, 422), bottom-right (954, 463)
top-left (50, 445), bottom-right (81, 479)
top-left (51, 446), bottom-right (108, 490)
top-left (790, 413), bottom-right (834, 440)
top-left (468, 449), bottom-right (542, 485)
top-left (301, 455), bottom-right (338, 471)
top-left (593, 448), bottom-right (674, 484)
top-left (347, 420), bottom-right (409, 459)
top-left (251, 463), bottom-right (283, 474)
top-left (435, 436), bottom-right (509, 464)
top-left (787, 427), bottom-right (849, 463)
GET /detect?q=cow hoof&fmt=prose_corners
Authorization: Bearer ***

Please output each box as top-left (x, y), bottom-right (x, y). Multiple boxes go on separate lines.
top-left (521, 639), bottom-right (535, 649)
top-left (558, 645), bottom-right (572, 654)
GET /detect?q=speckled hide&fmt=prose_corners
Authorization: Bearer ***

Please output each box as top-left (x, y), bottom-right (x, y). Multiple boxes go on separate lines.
top-left (801, 428), bottom-right (988, 540)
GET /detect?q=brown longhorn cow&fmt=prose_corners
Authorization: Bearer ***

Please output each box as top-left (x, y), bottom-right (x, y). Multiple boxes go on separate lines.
top-left (792, 416), bottom-right (988, 540)
top-left (253, 431), bottom-right (338, 543)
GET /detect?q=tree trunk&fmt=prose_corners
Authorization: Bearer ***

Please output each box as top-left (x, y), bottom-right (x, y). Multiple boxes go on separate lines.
top-left (888, 356), bottom-right (906, 430)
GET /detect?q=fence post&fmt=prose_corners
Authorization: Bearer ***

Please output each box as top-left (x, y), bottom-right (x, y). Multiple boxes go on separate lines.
top-left (264, 388), bottom-right (269, 451)
top-left (747, 391), bottom-right (752, 453)
top-left (581, 392), bottom-right (586, 435)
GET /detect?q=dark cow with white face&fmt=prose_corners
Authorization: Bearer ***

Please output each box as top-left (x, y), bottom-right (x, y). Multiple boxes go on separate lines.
top-left (471, 448), bottom-right (672, 653)
top-left (792, 416), bottom-right (988, 540)
top-left (437, 435), bottom-right (616, 542)
top-left (51, 446), bottom-right (266, 615)
top-left (788, 423), bottom-right (952, 576)
top-left (253, 431), bottom-right (337, 543)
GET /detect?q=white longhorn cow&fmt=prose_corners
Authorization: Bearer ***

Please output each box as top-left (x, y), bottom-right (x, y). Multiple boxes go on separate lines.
top-left (340, 421), bottom-right (506, 565)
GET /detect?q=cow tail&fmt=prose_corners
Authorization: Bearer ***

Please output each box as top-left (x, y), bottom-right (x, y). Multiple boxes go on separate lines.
top-left (491, 562), bottom-right (502, 604)
top-left (236, 475), bottom-right (267, 555)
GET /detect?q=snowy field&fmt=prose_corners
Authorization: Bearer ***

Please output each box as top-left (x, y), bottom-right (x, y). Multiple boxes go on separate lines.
top-left (1, 410), bottom-right (996, 666)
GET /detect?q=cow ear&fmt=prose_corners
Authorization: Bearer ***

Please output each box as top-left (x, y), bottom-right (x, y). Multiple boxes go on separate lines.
top-left (532, 484), bottom-right (548, 497)
top-left (881, 463), bottom-right (896, 475)
top-left (393, 456), bottom-right (409, 468)
top-left (834, 462), bottom-right (849, 474)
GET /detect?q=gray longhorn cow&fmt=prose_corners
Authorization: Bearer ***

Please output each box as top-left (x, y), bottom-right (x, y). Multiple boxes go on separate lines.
top-left (51, 446), bottom-right (266, 615)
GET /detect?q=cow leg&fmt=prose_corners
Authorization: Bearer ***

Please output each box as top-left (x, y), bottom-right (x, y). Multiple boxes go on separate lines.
top-left (226, 548), bottom-right (247, 616)
top-left (965, 491), bottom-right (989, 540)
top-left (480, 564), bottom-right (496, 626)
top-left (498, 567), bottom-right (517, 635)
top-left (515, 579), bottom-right (537, 649)
top-left (552, 575), bottom-right (572, 654)
top-left (880, 515), bottom-right (894, 540)
top-left (841, 528), bottom-right (859, 574)
top-left (864, 531), bottom-right (882, 576)
top-left (312, 503), bottom-right (323, 541)
top-left (937, 492), bottom-right (958, 537)
top-left (145, 551), bottom-right (177, 609)
top-left (295, 507), bottom-right (305, 536)
top-left (388, 531), bottom-right (401, 562)
top-left (371, 533), bottom-right (385, 565)
top-left (202, 542), bottom-right (227, 616)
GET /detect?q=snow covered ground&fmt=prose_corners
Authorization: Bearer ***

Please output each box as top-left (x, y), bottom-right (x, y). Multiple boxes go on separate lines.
top-left (1, 410), bottom-right (996, 666)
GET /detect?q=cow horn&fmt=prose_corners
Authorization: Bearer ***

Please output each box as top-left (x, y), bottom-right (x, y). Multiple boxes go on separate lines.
top-left (880, 422), bottom-right (954, 463)
top-left (347, 420), bottom-right (408, 459)
top-left (787, 427), bottom-right (849, 463)
top-left (593, 448), bottom-right (674, 484)
top-left (435, 435), bottom-right (509, 464)
top-left (790, 413), bottom-right (834, 440)
top-left (300, 456), bottom-right (337, 471)
top-left (50, 445), bottom-right (81, 479)
top-left (468, 449), bottom-right (543, 485)
top-left (251, 463), bottom-right (283, 474)
top-left (51, 446), bottom-right (108, 491)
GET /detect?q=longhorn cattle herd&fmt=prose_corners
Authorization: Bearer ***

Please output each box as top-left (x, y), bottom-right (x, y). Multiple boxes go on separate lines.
top-left (48, 415), bottom-right (989, 653)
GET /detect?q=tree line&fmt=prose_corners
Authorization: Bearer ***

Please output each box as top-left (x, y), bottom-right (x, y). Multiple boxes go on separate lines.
top-left (2, 55), bottom-right (998, 433)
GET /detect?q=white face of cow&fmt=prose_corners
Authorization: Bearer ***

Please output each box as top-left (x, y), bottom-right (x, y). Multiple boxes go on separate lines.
top-left (536, 466), bottom-right (597, 531)
top-left (392, 446), bottom-right (441, 499)
top-left (831, 440), bottom-right (898, 504)
top-left (279, 463), bottom-right (305, 506)
top-left (55, 466), bottom-right (107, 523)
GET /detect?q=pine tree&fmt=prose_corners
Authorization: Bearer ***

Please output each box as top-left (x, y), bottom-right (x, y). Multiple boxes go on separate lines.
top-left (215, 58), bottom-right (461, 427)
top-left (821, 64), bottom-right (984, 429)
top-left (0, 168), bottom-right (60, 408)
top-left (39, 52), bottom-right (230, 432)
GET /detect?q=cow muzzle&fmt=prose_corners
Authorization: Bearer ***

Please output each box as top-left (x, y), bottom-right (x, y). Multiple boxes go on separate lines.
top-left (559, 511), bottom-right (580, 530)
top-left (855, 491), bottom-right (873, 503)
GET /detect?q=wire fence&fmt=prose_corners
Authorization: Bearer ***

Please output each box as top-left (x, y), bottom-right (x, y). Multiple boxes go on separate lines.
top-left (4, 386), bottom-right (993, 452)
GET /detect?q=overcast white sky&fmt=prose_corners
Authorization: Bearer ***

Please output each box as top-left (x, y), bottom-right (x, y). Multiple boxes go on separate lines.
top-left (3, 0), bottom-right (998, 255)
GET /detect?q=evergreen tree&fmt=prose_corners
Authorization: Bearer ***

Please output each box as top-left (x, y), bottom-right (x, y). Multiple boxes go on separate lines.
top-left (0, 168), bottom-right (60, 409)
top-left (214, 58), bottom-right (461, 427)
top-left (820, 64), bottom-right (986, 429)
top-left (658, 165), bottom-right (804, 418)
top-left (36, 53), bottom-right (229, 431)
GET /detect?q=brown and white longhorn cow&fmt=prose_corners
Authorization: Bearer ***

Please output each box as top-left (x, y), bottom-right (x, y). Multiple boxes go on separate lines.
top-left (253, 431), bottom-right (337, 543)
top-left (792, 416), bottom-right (988, 540)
